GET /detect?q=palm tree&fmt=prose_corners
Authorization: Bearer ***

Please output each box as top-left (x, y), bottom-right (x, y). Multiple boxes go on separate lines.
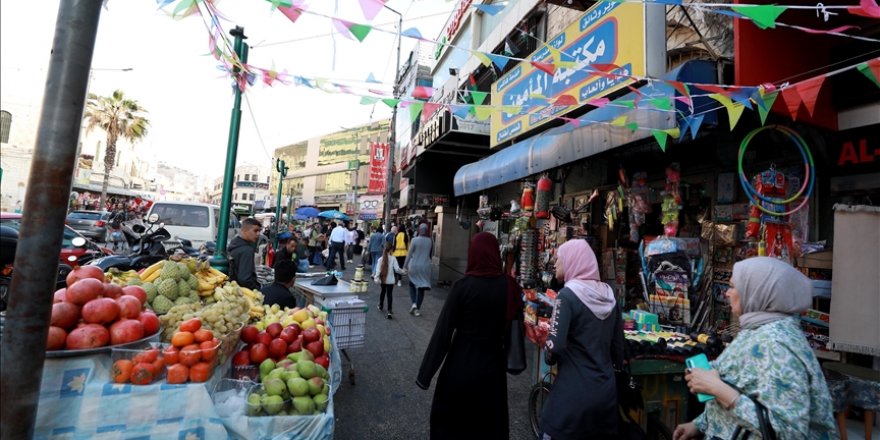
top-left (83, 89), bottom-right (150, 209)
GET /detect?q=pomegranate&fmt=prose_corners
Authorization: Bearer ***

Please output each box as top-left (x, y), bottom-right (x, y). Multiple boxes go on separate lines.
top-left (53, 288), bottom-right (67, 303)
top-left (66, 324), bottom-right (110, 349)
top-left (121, 285), bottom-right (147, 306)
top-left (66, 278), bottom-right (104, 306)
top-left (81, 298), bottom-right (120, 324)
top-left (46, 326), bottom-right (68, 350)
top-left (116, 295), bottom-right (143, 319)
top-left (66, 265), bottom-right (105, 287)
top-left (138, 311), bottom-right (160, 335)
top-left (103, 283), bottom-right (123, 299)
top-left (51, 302), bottom-right (81, 330)
top-left (109, 319), bottom-right (145, 345)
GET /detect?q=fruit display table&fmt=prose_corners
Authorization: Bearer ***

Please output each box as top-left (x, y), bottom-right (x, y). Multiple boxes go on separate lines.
top-left (293, 279), bottom-right (357, 306)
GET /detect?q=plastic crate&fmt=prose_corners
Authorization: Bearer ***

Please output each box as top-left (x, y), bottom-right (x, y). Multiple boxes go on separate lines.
top-left (321, 303), bottom-right (367, 350)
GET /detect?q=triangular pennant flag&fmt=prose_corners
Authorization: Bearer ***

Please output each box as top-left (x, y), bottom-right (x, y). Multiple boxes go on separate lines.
top-left (857, 62), bottom-right (880, 87)
top-left (366, 72), bottom-right (381, 83)
top-left (625, 122), bottom-right (640, 133)
top-left (669, 81), bottom-right (690, 98)
top-left (408, 102), bottom-right (424, 123)
top-left (731, 5), bottom-right (787, 29)
top-left (474, 106), bottom-right (493, 121)
top-left (474, 52), bottom-right (492, 67)
top-left (757, 91), bottom-right (779, 125)
top-left (664, 127), bottom-right (681, 139)
top-left (368, 88), bottom-right (388, 96)
top-left (423, 102), bottom-right (442, 118)
top-left (412, 86), bottom-right (434, 100)
top-left (348, 23), bottom-right (373, 42)
top-left (729, 87), bottom-right (755, 110)
top-left (332, 19), bottom-right (355, 39)
top-left (674, 95), bottom-right (693, 107)
top-left (266, 0), bottom-right (293, 10)
top-left (589, 98), bottom-right (610, 108)
top-left (559, 117), bottom-right (583, 128)
top-left (652, 130), bottom-right (670, 152)
top-left (360, 96), bottom-right (380, 105)
top-left (450, 104), bottom-right (471, 119)
top-left (502, 105), bottom-right (522, 116)
top-left (172, 0), bottom-right (197, 17)
top-left (849, 0), bottom-right (880, 17)
top-left (487, 53), bottom-right (510, 70)
top-left (382, 98), bottom-right (400, 108)
top-left (358, 0), bottom-right (386, 21)
top-left (473, 4), bottom-right (505, 15)
top-left (694, 84), bottom-right (731, 95)
top-left (648, 97), bottom-right (672, 111)
top-left (710, 93), bottom-right (746, 130)
top-left (470, 91), bottom-right (488, 106)
top-left (553, 95), bottom-right (578, 106)
top-left (678, 117), bottom-right (691, 141)
top-left (688, 114), bottom-right (704, 139)
top-left (795, 75), bottom-right (825, 117)
top-left (531, 61), bottom-right (556, 76)
top-left (618, 100), bottom-right (636, 109)
top-left (610, 115), bottom-right (628, 127)
top-left (294, 76), bottom-right (313, 88)
top-left (402, 28), bottom-right (429, 42)
top-left (780, 86), bottom-right (803, 120)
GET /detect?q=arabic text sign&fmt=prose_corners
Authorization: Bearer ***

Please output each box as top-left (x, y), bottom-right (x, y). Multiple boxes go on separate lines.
top-left (490, 2), bottom-right (646, 147)
top-left (367, 143), bottom-right (388, 194)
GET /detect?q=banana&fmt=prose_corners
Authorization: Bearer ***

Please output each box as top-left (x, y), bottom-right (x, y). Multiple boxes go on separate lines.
top-left (143, 270), bottom-right (161, 283)
top-left (139, 261), bottom-right (165, 281)
top-left (207, 267), bottom-right (227, 279)
top-left (240, 287), bottom-right (257, 299)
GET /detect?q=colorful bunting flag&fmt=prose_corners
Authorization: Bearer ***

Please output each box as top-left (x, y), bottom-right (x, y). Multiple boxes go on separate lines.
top-left (382, 98), bottom-right (400, 108)
top-left (648, 97), bottom-right (672, 111)
top-left (474, 106), bottom-right (493, 121)
top-left (559, 117), bottom-right (583, 128)
top-left (687, 114), bottom-right (704, 139)
top-left (589, 98), bottom-right (610, 108)
top-left (849, 0), bottom-right (880, 18)
top-left (610, 115), bottom-right (628, 127)
top-left (474, 52), bottom-right (492, 67)
top-left (780, 86), bottom-right (803, 120)
top-left (709, 93), bottom-right (746, 130)
top-left (266, 0), bottom-right (293, 9)
top-left (278, 5), bottom-right (303, 23)
top-left (625, 122), bottom-right (640, 133)
top-left (412, 86), bottom-right (434, 100)
top-left (422, 102), bottom-right (442, 119)
top-left (473, 4), bottom-right (505, 16)
top-left (731, 5), bottom-right (786, 29)
top-left (408, 102), bottom-right (424, 123)
top-left (450, 104), bottom-right (471, 119)
top-left (402, 28), bottom-right (429, 41)
top-left (757, 91), bottom-right (778, 125)
top-left (795, 75), bottom-right (825, 117)
top-left (332, 19), bottom-right (372, 42)
top-left (502, 105), bottom-right (522, 116)
top-left (360, 96), bottom-right (380, 105)
top-left (366, 73), bottom-right (381, 83)
top-left (857, 61), bottom-right (880, 87)
top-left (358, 0), bottom-right (386, 21)
top-left (531, 61), bottom-right (556, 76)
top-left (470, 91), bottom-right (488, 106)
top-left (487, 53), bottom-right (510, 70)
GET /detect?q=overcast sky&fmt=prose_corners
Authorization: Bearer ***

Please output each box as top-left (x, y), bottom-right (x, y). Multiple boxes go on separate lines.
top-left (0, 0), bottom-right (452, 179)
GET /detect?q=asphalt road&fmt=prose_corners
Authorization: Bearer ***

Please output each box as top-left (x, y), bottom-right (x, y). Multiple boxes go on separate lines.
top-left (328, 259), bottom-right (538, 440)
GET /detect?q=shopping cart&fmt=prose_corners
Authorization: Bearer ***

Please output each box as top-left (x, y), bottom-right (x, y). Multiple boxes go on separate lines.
top-left (319, 297), bottom-right (367, 385)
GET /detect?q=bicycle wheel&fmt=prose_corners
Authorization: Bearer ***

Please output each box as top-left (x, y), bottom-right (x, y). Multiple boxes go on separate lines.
top-left (646, 412), bottom-right (674, 440)
top-left (528, 381), bottom-right (552, 439)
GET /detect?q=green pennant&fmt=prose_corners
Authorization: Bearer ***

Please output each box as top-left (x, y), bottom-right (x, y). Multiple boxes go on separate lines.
top-left (858, 63), bottom-right (880, 88)
top-left (381, 98), bottom-right (400, 108)
top-left (470, 91), bottom-right (488, 106)
top-left (757, 91), bottom-right (778, 125)
top-left (731, 5), bottom-right (786, 29)
top-left (618, 100), bottom-right (636, 109)
top-left (408, 103), bottom-right (424, 123)
top-left (348, 23), bottom-right (372, 42)
top-left (652, 130), bottom-right (669, 152)
top-left (360, 96), bottom-right (380, 105)
top-left (625, 122), bottom-right (639, 133)
top-left (173, 0), bottom-right (196, 17)
top-left (649, 97), bottom-right (672, 111)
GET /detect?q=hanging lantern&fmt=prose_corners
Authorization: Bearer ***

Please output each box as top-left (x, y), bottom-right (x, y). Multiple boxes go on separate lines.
top-left (521, 185), bottom-right (535, 212)
top-left (535, 175), bottom-right (552, 218)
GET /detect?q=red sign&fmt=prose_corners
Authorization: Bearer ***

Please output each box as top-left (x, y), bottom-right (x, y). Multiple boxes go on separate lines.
top-left (368, 143), bottom-right (388, 194)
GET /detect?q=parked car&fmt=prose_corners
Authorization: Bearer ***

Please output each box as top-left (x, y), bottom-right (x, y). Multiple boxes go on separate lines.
top-left (146, 202), bottom-right (240, 249)
top-left (65, 210), bottom-right (111, 242)
top-left (0, 213), bottom-right (110, 266)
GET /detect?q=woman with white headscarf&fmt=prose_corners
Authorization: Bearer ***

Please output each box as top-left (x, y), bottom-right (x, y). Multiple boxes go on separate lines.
top-left (540, 239), bottom-right (624, 439)
top-left (674, 257), bottom-right (836, 440)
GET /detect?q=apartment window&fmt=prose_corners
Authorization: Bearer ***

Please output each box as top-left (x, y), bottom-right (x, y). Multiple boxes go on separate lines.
top-left (249, 193), bottom-right (255, 201)
top-left (234, 193), bottom-right (238, 201)
top-left (0, 110), bottom-right (11, 143)
top-left (252, 174), bottom-right (258, 181)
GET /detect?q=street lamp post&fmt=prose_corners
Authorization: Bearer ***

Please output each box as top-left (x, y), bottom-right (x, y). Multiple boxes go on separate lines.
top-left (273, 158), bottom-right (288, 248)
top-left (210, 26), bottom-right (248, 274)
top-left (382, 5), bottom-right (402, 232)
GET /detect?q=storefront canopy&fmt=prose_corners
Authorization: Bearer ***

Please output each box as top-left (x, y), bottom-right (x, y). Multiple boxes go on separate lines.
top-left (71, 182), bottom-right (141, 198)
top-left (453, 61), bottom-right (716, 196)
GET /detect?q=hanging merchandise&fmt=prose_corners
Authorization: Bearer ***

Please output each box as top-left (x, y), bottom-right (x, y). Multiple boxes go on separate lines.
top-left (535, 175), bottom-right (553, 219)
top-left (661, 163), bottom-right (682, 236)
top-left (605, 190), bottom-right (621, 231)
top-left (628, 172), bottom-right (652, 242)
top-left (510, 199), bottom-right (522, 216)
top-left (477, 194), bottom-right (491, 219)
top-left (519, 229), bottom-right (538, 287)
top-left (521, 183), bottom-right (535, 213)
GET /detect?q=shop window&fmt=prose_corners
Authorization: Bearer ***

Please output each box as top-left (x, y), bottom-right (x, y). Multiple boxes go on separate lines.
top-left (0, 110), bottom-right (11, 143)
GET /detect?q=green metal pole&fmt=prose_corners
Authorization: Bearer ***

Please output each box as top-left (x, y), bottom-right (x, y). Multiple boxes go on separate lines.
top-left (210, 26), bottom-right (247, 274)
top-left (286, 185), bottom-right (293, 227)
top-left (273, 158), bottom-right (288, 249)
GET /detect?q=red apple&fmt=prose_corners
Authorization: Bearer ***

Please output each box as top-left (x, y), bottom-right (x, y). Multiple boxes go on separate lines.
top-left (302, 327), bottom-right (321, 344)
top-left (256, 331), bottom-right (272, 347)
top-left (240, 325), bottom-right (259, 344)
top-left (266, 322), bottom-right (283, 339)
top-left (269, 338), bottom-right (288, 359)
top-left (233, 350), bottom-right (251, 366)
top-left (279, 326), bottom-right (299, 344)
top-left (305, 340), bottom-right (324, 358)
top-left (314, 355), bottom-right (330, 369)
top-left (249, 343), bottom-right (269, 364)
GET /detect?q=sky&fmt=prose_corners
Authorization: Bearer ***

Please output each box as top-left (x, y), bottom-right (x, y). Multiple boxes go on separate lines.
top-left (0, 0), bottom-right (454, 180)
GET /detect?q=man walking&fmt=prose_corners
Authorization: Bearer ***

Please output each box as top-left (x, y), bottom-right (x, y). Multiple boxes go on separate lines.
top-left (228, 217), bottom-right (262, 290)
top-left (326, 221), bottom-right (347, 271)
top-left (368, 225), bottom-right (385, 277)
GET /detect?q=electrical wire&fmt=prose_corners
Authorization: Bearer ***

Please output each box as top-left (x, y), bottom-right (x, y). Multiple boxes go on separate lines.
top-left (243, 92), bottom-right (276, 165)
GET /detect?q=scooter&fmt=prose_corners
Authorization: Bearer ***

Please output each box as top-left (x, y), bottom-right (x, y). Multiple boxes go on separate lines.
top-left (88, 213), bottom-right (171, 272)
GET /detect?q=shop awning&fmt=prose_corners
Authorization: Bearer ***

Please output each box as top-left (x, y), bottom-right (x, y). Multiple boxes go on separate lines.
top-left (71, 182), bottom-right (141, 198)
top-left (453, 60), bottom-right (717, 196)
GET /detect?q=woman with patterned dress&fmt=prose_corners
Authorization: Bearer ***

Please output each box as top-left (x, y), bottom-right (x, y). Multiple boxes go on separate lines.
top-left (674, 257), bottom-right (837, 440)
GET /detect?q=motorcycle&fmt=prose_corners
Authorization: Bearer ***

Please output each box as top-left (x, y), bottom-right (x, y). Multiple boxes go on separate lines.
top-left (88, 213), bottom-right (171, 272)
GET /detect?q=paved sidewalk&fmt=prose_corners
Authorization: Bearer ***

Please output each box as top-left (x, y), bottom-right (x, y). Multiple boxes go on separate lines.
top-left (326, 261), bottom-right (538, 440)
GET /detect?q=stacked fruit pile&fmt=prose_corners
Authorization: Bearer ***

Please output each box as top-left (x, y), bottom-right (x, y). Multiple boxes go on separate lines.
top-left (163, 318), bottom-right (221, 384)
top-left (48, 266), bottom-right (160, 351)
top-left (232, 305), bottom-right (331, 369)
top-left (157, 282), bottom-right (251, 342)
top-left (110, 346), bottom-right (165, 385)
top-left (246, 355), bottom-right (331, 416)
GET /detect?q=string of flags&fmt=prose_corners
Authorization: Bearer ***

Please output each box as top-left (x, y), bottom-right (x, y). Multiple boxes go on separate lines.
top-left (161, 0), bottom-right (879, 151)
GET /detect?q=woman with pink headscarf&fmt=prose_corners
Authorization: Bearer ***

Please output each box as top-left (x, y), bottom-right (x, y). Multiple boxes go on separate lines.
top-left (540, 239), bottom-right (624, 439)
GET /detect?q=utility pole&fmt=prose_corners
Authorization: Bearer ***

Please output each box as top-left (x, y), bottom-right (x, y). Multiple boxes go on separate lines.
top-left (382, 5), bottom-right (402, 232)
top-left (0, 2), bottom-right (103, 438)
top-left (211, 26), bottom-right (248, 274)
top-left (274, 158), bottom-right (288, 248)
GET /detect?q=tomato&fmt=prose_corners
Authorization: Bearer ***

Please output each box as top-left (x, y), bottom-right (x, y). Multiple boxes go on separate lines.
top-left (133, 347), bottom-right (160, 364)
top-left (130, 363), bottom-right (156, 385)
top-left (162, 345), bottom-right (179, 365)
top-left (200, 339), bottom-right (220, 362)
top-left (171, 331), bottom-right (195, 348)
top-left (111, 359), bottom-right (134, 383)
top-left (179, 318), bottom-right (201, 333)
top-left (193, 329), bottom-right (213, 343)
top-left (166, 364), bottom-right (189, 384)
top-left (189, 362), bottom-right (212, 383)
top-left (179, 344), bottom-right (201, 366)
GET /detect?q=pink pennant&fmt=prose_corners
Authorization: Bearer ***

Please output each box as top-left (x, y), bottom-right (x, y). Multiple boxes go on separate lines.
top-left (368, 88), bottom-right (388, 96)
top-left (669, 81), bottom-right (690, 97)
top-left (674, 95), bottom-right (692, 106)
top-left (422, 102), bottom-right (442, 118)
top-left (279, 5), bottom-right (303, 23)
top-left (332, 19), bottom-right (355, 40)
top-left (559, 117), bottom-right (582, 128)
top-left (359, 0), bottom-right (386, 21)
top-left (795, 75), bottom-right (825, 117)
top-left (588, 98), bottom-right (610, 108)
top-left (781, 86), bottom-right (803, 120)
top-left (412, 86), bottom-right (434, 99)
top-left (869, 58), bottom-right (880, 81)
top-left (796, 25), bottom-right (861, 35)
top-left (849, 0), bottom-right (880, 17)
top-left (531, 61), bottom-right (556, 76)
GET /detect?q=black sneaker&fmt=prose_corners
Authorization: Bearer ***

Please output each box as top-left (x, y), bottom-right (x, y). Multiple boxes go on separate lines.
top-left (378, 305), bottom-right (383, 312)
top-left (386, 312), bottom-right (393, 319)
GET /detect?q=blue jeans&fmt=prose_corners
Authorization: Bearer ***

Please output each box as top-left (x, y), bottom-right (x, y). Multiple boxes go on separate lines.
top-left (409, 282), bottom-right (426, 309)
top-left (326, 241), bottom-right (345, 270)
top-left (370, 251), bottom-right (381, 277)
top-left (297, 259), bottom-right (310, 273)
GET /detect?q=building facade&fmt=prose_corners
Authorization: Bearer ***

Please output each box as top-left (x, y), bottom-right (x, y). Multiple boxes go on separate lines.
top-left (209, 164), bottom-right (271, 214)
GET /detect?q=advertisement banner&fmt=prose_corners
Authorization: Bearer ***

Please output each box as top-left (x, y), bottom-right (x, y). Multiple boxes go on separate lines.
top-left (358, 195), bottom-right (384, 220)
top-left (490, 2), bottom-right (646, 147)
top-left (368, 142), bottom-right (388, 194)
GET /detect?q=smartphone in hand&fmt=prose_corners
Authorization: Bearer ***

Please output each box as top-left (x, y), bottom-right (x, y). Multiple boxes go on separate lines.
top-left (685, 353), bottom-right (716, 402)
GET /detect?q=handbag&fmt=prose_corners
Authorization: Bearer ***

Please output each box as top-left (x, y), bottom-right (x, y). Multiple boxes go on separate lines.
top-left (726, 383), bottom-right (777, 440)
top-left (506, 278), bottom-right (526, 375)
top-left (615, 366), bottom-right (643, 412)
top-left (311, 274), bottom-right (338, 286)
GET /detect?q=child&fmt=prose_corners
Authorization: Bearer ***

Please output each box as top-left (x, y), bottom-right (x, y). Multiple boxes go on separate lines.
top-left (374, 242), bottom-right (406, 319)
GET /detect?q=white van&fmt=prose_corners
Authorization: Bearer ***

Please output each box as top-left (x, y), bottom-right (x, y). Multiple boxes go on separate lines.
top-left (146, 202), bottom-right (240, 249)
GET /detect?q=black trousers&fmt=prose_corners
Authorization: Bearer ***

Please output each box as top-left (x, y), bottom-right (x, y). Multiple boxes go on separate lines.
top-left (327, 241), bottom-right (345, 270)
top-left (379, 284), bottom-right (394, 312)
